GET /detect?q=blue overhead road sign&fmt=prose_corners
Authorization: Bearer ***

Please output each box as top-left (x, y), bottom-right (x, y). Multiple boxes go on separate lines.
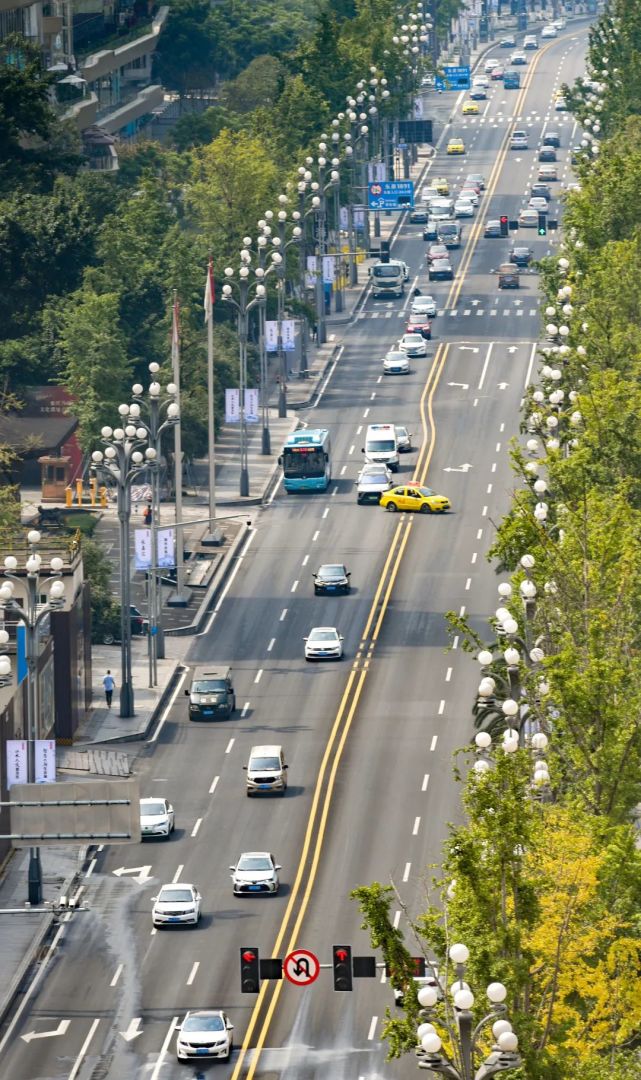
top-left (367, 180), bottom-right (414, 210)
top-left (435, 65), bottom-right (471, 91)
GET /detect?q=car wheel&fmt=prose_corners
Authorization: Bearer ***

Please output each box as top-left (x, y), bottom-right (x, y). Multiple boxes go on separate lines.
top-left (420, 504), bottom-right (432, 514)
top-left (386, 502), bottom-right (398, 512)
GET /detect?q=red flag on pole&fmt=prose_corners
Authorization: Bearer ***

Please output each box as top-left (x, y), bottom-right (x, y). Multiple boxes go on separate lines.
top-left (204, 258), bottom-right (215, 324)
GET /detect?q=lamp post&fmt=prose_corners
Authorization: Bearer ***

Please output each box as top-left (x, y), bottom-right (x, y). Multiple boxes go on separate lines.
top-left (0, 531), bottom-right (66, 904)
top-left (415, 943), bottom-right (522, 1078)
top-left (221, 257), bottom-right (267, 498)
top-left (267, 200), bottom-right (303, 416)
top-left (310, 150), bottom-right (340, 346)
top-left (129, 365), bottom-right (179, 681)
top-left (92, 420), bottom-right (157, 717)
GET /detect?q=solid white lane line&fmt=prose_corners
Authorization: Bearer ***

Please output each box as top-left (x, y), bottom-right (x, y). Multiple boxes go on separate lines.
top-left (150, 1018), bottom-right (179, 1080)
top-left (186, 962), bottom-right (199, 986)
top-left (438, 700), bottom-right (445, 715)
top-left (200, 528), bottom-right (257, 636)
top-left (241, 701), bottom-right (250, 717)
top-left (172, 865), bottom-right (184, 883)
top-left (368, 1017), bottom-right (378, 1041)
top-left (209, 775), bottom-right (219, 795)
top-left (422, 773), bottom-right (430, 792)
top-left (280, 608), bottom-right (287, 621)
top-left (225, 738), bottom-right (235, 754)
top-left (477, 342), bottom-right (494, 390)
top-left (291, 580), bottom-right (299, 592)
top-left (524, 340), bottom-right (538, 387)
top-left (312, 530), bottom-right (320, 542)
top-left (301, 554), bottom-right (309, 567)
top-left (85, 858), bottom-right (97, 878)
top-left (267, 638), bottom-right (276, 652)
top-left (110, 965), bottom-right (123, 988)
top-left (68, 1018), bottom-right (101, 1080)
top-left (402, 863), bottom-right (411, 883)
top-left (149, 668), bottom-right (188, 742)
top-left (445, 667), bottom-right (452, 682)
top-left (412, 817), bottom-right (421, 836)
top-left (430, 735), bottom-right (438, 751)
top-left (191, 819), bottom-right (202, 838)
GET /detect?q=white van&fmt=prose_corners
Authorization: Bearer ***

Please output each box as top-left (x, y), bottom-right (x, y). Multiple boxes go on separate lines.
top-left (244, 745), bottom-right (287, 796)
top-left (363, 424), bottom-right (399, 472)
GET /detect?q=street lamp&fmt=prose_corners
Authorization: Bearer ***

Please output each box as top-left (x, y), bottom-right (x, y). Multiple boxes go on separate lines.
top-left (92, 420), bottom-right (157, 717)
top-left (0, 532), bottom-right (66, 903)
top-left (221, 260), bottom-right (267, 497)
top-left (130, 365), bottom-right (179, 680)
top-left (267, 203), bottom-right (303, 416)
top-left (415, 943), bottom-right (522, 1078)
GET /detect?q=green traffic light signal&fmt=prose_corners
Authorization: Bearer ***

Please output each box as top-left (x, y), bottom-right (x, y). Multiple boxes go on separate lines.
top-left (538, 212), bottom-right (547, 236)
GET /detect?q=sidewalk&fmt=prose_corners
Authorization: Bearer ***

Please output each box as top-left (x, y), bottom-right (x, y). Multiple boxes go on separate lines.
top-left (0, 36), bottom-right (494, 1029)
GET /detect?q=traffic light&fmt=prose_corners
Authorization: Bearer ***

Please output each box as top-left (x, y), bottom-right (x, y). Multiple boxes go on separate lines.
top-left (499, 215), bottom-right (509, 238)
top-left (332, 944), bottom-right (353, 991)
top-left (240, 947), bottom-right (260, 993)
top-left (538, 212), bottom-right (547, 236)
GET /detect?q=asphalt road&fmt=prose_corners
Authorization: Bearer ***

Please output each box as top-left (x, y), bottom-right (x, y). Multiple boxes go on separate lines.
top-left (0, 23), bottom-right (591, 1080)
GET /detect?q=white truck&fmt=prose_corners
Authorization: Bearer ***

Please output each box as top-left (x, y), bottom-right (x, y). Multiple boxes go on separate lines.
top-left (370, 259), bottom-right (405, 298)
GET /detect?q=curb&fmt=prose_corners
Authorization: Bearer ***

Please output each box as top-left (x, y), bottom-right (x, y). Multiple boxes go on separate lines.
top-left (165, 520), bottom-right (251, 637)
top-left (0, 849), bottom-right (89, 1029)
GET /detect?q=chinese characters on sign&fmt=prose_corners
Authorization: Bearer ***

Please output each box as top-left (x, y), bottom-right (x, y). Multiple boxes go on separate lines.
top-left (6, 740), bottom-right (27, 789)
top-left (35, 740), bottom-right (56, 784)
top-left (6, 740), bottom-right (56, 787)
top-left (134, 528), bottom-right (177, 570)
top-left (225, 389), bottom-right (259, 423)
top-left (265, 320), bottom-right (297, 353)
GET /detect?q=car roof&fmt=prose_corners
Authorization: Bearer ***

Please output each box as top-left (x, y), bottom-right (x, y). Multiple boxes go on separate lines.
top-left (140, 797), bottom-right (167, 805)
top-left (239, 851), bottom-right (272, 858)
top-left (309, 627), bottom-right (339, 633)
top-left (184, 1010), bottom-right (224, 1020)
top-left (192, 666), bottom-right (230, 679)
top-left (249, 744), bottom-right (282, 756)
top-left (159, 882), bottom-right (196, 890)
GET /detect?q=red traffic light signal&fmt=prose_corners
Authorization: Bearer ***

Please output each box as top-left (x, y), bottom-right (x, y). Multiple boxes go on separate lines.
top-left (240, 946), bottom-right (260, 993)
top-left (332, 944), bottom-right (353, 991)
top-left (500, 215), bottom-right (509, 237)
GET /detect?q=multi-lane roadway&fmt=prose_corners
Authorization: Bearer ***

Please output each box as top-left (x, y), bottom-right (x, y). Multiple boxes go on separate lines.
top-left (0, 21), bottom-right (590, 1080)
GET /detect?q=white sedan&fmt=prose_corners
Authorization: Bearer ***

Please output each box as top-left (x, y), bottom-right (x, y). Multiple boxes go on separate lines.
top-left (152, 883), bottom-right (201, 927)
top-left (140, 797), bottom-right (174, 840)
top-left (454, 199), bottom-right (475, 218)
top-left (230, 852), bottom-right (281, 895)
top-left (529, 196), bottom-right (549, 213)
top-left (472, 75), bottom-right (489, 88)
top-left (304, 626), bottom-right (344, 660)
top-left (383, 349), bottom-right (410, 374)
top-left (459, 187), bottom-right (480, 206)
top-left (411, 295), bottom-right (437, 317)
top-left (176, 1011), bottom-right (233, 1063)
top-left (398, 333), bottom-right (427, 357)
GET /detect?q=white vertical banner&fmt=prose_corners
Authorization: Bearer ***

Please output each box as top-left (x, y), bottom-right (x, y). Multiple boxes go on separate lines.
top-left (340, 206), bottom-right (348, 229)
top-left (281, 320), bottom-right (296, 352)
top-left (156, 527), bottom-right (176, 568)
top-left (306, 255), bottom-right (317, 288)
top-left (244, 389), bottom-right (259, 423)
top-left (225, 388), bottom-right (240, 423)
top-left (6, 740), bottom-right (27, 789)
top-left (265, 320), bottom-right (278, 352)
top-left (134, 529), bottom-right (152, 570)
top-left (368, 162), bottom-right (387, 182)
top-left (414, 96), bottom-right (424, 118)
top-left (353, 209), bottom-right (365, 228)
top-left (322, 256), bottom-right (335, 284)
top-left (35, 740), bottom-right (56, 783)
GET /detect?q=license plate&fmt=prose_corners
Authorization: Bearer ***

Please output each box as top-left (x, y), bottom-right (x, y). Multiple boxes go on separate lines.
top-left (169, 916), bottom-right (182, 922)
top-left (248, 885), bottom-right (262, 891)
top-left (196, 1048), bottom-right (209, 1055)
top-left (259, 784), bottom-right (272, 789)
top-left (203, 709), bottom-right (213, 715)
top-left (326, 586), bottom-right (336, 590)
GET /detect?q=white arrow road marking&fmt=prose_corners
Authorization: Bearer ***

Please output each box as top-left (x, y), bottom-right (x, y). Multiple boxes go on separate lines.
top-left (497, 382), bottom-right (509, 390)
top-left (120, 1018), bottom-right (143, 1042)
top-left (21, 1019), bottom-right (71, 1043)
top-left (447, 382), bottom-right (469, 389)
top-left (112, 865), bottom-right (152, 884)
top-left (443, 464), bottom-right (473, 473)
top-left (458, 345), bottom-right (479, 352)
top-left (508, 345), bottom-right (519, 353)
top-left (470, 299), bottom-right (480, 305)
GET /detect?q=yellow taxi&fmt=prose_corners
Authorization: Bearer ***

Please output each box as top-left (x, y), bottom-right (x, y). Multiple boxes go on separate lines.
top-left (447, 137), bottom-right (466, 155)
top-left (462, 100), bottom-right (479, 115)
top-left (379, 483), bottom-right (451, 514)
top-left (432, 176), bottom-right (450, 196)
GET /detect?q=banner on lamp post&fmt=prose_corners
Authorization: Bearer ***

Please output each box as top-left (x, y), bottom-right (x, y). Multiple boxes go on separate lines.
top-left (35, 740), bottom-right (56, 784)
top-left (322, 257), bottom-right (335, 284)
top-left (244, 389), bottom-right (259, 423)
top-left (281, 320), bottom-right (296, 352)
top-left (265, 320), bottom-right (278, 352)
top-left (225, 388), bottom-right (240, 423)
top-left (6, 740), bottom-right (28, 789)
top-left (156, 527), bottom-right (176, 568)
top-left (134, 529), bottom-right (152, 571)
top-left (305, 256), bottom-right (317, 288)
top-left (368, 162), bottom-right (387, 183)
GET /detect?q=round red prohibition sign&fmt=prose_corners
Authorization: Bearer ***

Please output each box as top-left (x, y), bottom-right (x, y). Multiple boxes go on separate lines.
top-left (283, 948), bottom-right (320, 986)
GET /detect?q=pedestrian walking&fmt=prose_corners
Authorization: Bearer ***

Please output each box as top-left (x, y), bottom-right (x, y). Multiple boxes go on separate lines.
top-left (103, 670), bottom-right (115, 708)
top-left (143, 503), bottom-right (152, 526)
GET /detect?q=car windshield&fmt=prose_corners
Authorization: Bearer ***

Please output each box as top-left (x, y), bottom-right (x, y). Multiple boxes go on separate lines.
top-left (417, 487), bottom-right (437, 497)
top-left (438, 224), bottom-right (457, 235)
top-left (193, 679), bottom-right (226, 693)
top-left (183, 1015), bottom-right (224, 1033)
top-left (158, 888), bottom-right (193, 902)
top-left (282, 447), bottom-right (325, 478)
top-left (249, 757), bottom-right (280, 771)
top-left (141, 802), bottom-right (166, 817)
top-left (238, 856), bottom-right (272, 871)
top-left (367, 439), bottom-right (395, 452)
top-left (372, 265), bottom-right (401, 278)
top-left (396, 427), bottom-right (408, 437)
top-left (386, 351), bottom-right (406, 359)
top-left (318, 565), bottom-right (345, 579)
top-left (403, 336), bottom-right (422, 343)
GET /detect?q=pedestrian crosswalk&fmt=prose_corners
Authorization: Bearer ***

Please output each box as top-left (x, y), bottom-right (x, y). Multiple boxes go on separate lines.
top-left (358, 304), bottom-right (539, 320)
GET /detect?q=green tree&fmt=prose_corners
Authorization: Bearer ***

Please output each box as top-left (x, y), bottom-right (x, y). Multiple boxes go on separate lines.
top-left (169, 105), bottom-right (241, 152)
top-left (219, 55), bottom-right (283, 114)
top-left (82, 538), bottom-right (120, 644)
top-left (58, 289), bottom-right (132, 451)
